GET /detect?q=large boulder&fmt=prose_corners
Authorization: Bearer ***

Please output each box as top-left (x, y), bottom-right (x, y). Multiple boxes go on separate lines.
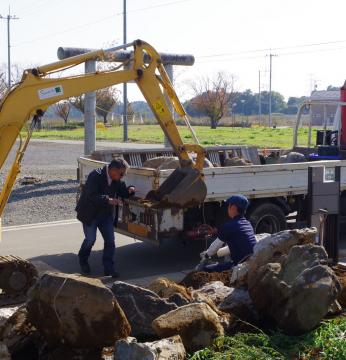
top-left (167, 293), bottom-right (190, 307)
top-left (332, 265), bottom-right (346, 308)
top-left (224, 157), bottom-right (252, 166)
top-left (248, 244), bottom-right (341, 334)
top-left (27, 272), bottom-right (130, 348)
top-left (111, 281), bottom-right (177, 338)
top-left (38, 343), bottom-right (103, 360)
top-left (230, 228), bottom-right (316, 286)
top-left (191, 281), bottom-right (233, 305)
top-left (279, 151), bottom-right (306, 163)
top-left (143, 156), bottom-right (213, 170)
top-left (219, 288), bottom-right (257, 322)
top-left (0, 307), bottom-right (39, 358)
top-left (0, 306), bottom-right (20, 327)
top-left (114, 336), bottom-right (186, 360)
top-left (152, 302), bottom-right (224, 352)
top-left (147, 278), bottom-right (191, 301)
top-left (0, 343), bottom-right (10, 360)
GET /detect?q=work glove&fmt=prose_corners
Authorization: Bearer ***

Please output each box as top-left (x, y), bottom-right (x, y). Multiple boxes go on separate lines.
top-left (199, 250), bottom-right (210, 261)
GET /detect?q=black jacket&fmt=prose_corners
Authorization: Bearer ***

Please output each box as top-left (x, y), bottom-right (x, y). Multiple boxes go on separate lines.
top-left (76, 166), bottom-right (131, 225)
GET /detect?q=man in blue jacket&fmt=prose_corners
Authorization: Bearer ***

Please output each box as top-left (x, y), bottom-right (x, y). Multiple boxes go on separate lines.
top-left (76, 158), bottom-right (135, 277)
top-left (198, 194), bottom-right (257, 272)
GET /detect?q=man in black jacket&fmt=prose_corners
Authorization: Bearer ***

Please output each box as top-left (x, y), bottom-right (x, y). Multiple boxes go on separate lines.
top-left (76, 158), bottom-right (135, 277)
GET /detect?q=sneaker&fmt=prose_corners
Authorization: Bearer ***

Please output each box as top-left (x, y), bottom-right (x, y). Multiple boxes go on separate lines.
top-left (79, 260), bottom-right (91, 275)
top-left (104, 270), bottom-right (120, 278)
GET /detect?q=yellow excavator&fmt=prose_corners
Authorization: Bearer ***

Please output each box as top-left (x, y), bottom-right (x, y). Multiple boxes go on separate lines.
top-left (0, 39), bottom-right (207, 299)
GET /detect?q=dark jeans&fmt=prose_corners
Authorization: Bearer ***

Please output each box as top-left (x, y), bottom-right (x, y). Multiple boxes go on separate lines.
top-left (203, 260), bottom-right (233, 273)
top-left (78, 214), bottom-right (115, 272)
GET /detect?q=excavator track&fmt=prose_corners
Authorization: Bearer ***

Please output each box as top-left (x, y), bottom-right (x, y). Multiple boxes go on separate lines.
top-left (0, 255), bottom-right (38, 306)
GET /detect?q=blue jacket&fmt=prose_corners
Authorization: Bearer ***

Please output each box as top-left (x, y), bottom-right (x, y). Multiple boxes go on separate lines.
top-left (76, 166), bottom-right (131, 225)
top-left (218, 215), bottom-right (256, 264)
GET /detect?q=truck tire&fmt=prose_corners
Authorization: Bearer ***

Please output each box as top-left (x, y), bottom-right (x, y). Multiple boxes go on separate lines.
top-left (247, 203), bottom-right (286, 234)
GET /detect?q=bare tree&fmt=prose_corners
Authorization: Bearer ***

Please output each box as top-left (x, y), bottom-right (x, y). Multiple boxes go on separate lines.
top-left (54, 100), bottom-right (71, 124)
top-left (70, 95), bottom-right (85, 114)
top-left (0, 73), bottom-right (7, 101)
top-left (96, 87), bottom-right (119, 124)
top-left (126, 101), bottom-right (135, 123)
top-left (190, 72), bottom-right (236, 129)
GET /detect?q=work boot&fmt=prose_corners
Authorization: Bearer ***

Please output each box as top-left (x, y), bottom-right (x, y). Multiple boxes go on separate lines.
top-left (104, 269), bottom-right (120, 278)
top-left (79, 258), bottom-right (91, 275)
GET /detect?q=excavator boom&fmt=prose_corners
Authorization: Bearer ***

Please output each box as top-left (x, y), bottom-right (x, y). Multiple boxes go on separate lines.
top-left (0, 40), bottom-right (207, 219)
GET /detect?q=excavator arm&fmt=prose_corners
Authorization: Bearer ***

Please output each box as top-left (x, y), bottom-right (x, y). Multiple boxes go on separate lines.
top-left (0, 40), bottom-right (207, 218)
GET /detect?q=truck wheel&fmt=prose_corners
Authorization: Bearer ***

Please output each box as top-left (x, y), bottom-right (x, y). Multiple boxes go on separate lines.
top-left (247, 203), bottom-right (286, 234)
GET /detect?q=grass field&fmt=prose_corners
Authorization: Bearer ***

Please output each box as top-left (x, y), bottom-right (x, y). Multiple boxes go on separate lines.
top-left (28, 125), bottom-right (317, 149)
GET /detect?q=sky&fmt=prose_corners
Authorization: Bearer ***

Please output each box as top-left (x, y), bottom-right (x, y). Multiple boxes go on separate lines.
top-left (1, 0), bottom-right (346, 102)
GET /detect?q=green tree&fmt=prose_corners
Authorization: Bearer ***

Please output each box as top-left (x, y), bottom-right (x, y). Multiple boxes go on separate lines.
top-left (327, 85), bottom-right (340, 91)
top-left (257, 91), bottom-right (286, 114)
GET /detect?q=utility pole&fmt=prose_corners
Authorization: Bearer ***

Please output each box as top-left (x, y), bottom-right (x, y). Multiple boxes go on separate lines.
top-left (268, 53), bottom-right (277, 127)
top-left (0, 11), bottom-right (19, 89)
top-left (123, 0), bottom-right (128, 142)
top-left (258, 70), bottom-right (261, 125)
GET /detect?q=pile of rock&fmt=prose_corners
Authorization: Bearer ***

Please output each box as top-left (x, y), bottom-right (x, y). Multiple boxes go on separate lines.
top-left (0, 228), bottom-right (345, 359)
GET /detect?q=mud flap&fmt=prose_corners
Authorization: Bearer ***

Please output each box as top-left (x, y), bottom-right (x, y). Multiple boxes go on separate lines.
top-left (146, 167), bottom-right (207, 207)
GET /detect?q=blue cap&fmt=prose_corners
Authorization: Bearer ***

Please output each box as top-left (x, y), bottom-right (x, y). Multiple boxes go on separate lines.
top-left (225, 194), bottom-right (249, 211)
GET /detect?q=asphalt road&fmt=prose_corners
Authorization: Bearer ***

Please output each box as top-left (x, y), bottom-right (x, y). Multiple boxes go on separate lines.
top-left (1, 215), bottom-right (204, 284)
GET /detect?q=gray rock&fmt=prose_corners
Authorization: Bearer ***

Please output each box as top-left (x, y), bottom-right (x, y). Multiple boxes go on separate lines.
top-left (0, 342), bottom-right (11, 360)
top-left (224, 157), bottom-right (252, 166)
top-left (230, 228), bottom-right (317, 286)
top-left (27, 272), bottom-right (131, 348)
top-left (0, 305), bottom-right (20, 327)
top-left (248, 244), bottom-right (341, 334)
top-left (143, 156), bottom-right (213, 170)
top-left (0, 307), bottom-right (38, 356)
top-left (147, 278), bottom-right (191, 301)
top-left (114, 336), bottom-right (186, 360)
top-left (191, 281), bottom-right (233, 306)
top-left (279, 152), bottom-right (306, 163)
top-left (167, 293), bottom-right (190, 307)
top-left (152, 302), bottom-right (224, 352)
top-left (38, 343), bottom-right (103, 360)
top-left (219, 288), bottom-right (257, 322)
top-left (111, 281), bottom-right (177, 338)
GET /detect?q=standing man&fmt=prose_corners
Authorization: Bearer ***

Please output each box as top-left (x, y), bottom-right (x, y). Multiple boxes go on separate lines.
top-left (76, 158), bottom-right (135, 277)
top-left (198, 194), bottom-right (256, 272)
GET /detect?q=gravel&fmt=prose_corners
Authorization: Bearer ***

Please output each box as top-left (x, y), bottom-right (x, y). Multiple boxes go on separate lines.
top-left (1, 141), bottom-right (87, 226)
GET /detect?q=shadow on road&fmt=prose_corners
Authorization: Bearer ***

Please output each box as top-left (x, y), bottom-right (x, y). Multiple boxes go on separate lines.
top-left (28, 239), bottom-right (206, 281)
top-left (8, 179), bottom-right (78, 203)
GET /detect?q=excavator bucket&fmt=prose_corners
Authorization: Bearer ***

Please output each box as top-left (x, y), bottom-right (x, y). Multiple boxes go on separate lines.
top-left (146, 167), bottom-right (207, 207)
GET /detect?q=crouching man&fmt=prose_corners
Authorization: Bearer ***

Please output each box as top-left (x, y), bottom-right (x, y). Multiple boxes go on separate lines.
top-left (198, 194), bottom-right (256, 272)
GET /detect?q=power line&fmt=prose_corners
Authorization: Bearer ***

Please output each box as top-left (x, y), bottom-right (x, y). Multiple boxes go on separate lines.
top-left (128, 0), bottom-right (193, 13)
top-left (13, 13), bottom-right (117, 46)
top-left (13, 0), bottom-right (194, 47)
top-left (197, 38), bottom-right (346, 59)
top-left (196, 44), bottom-right (346, 64)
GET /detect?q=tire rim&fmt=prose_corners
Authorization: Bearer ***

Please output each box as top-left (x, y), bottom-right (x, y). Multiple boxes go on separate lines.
top-left (255, 214), bottom-right (280, 233)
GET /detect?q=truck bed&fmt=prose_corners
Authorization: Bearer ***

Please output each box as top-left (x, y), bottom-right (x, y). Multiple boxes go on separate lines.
top-left (79, 156), bottom-right (346, 201)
